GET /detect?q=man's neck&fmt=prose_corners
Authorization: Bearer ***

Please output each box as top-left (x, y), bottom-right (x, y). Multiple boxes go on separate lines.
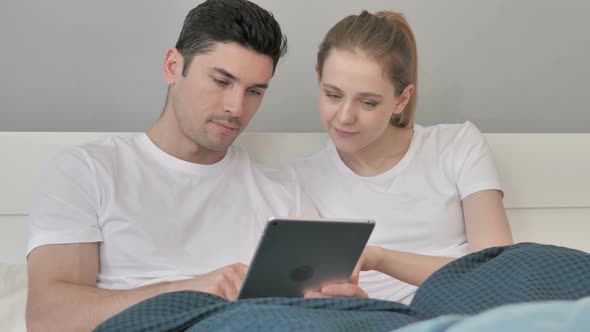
top-left (147, 111), bottom-right (227, 165)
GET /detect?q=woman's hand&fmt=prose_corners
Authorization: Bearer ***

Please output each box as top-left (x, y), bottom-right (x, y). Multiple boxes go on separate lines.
top-left (304, 283), bottom-right (368, 298)
top-left (354, 246), bottom-right (384, 278)
top-left (303, 246), bottom-right (383, 298)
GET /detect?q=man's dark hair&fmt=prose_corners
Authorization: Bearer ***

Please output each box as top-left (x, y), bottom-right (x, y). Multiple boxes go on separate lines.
top-left (175, 0), bottom-right (288, 76)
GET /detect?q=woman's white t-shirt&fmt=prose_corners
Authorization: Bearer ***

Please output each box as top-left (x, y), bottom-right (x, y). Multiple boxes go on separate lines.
top-left (293, 122), bottom-right (502, 304)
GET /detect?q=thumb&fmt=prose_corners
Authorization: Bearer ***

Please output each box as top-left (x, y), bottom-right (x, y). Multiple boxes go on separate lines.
top-left (349, 256), bottom-right (363, 284)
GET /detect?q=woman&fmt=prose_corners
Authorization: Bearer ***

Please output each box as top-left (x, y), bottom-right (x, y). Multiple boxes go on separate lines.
top-left (294, 10), bottom-right (513, 304)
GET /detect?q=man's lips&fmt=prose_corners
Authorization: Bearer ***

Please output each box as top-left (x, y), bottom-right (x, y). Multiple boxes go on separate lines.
top-left (212, 120), bottom-right (240, 133)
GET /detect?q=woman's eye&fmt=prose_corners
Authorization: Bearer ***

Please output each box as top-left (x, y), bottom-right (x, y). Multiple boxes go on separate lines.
top-left (361, 100), bottom-right (378, 109)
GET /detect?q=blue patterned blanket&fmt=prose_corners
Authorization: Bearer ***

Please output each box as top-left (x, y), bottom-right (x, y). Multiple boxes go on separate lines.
top-left (95, 243), bottom-right (590, 331)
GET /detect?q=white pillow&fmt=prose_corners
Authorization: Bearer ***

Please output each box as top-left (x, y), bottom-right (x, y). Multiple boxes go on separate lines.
top-left (0, 263), bottom-right (27, 332)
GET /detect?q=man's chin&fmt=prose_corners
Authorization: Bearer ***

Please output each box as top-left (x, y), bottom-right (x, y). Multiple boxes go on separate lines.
top-left (201, 136), bottom-right (237, 152)
top-left (205, 144), bottom-right (231, 153)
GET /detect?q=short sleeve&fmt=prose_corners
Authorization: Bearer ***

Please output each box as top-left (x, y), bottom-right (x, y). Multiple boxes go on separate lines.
top-left (27, 148), bottom-right (103, 256)
top-left (454, 122), bottom-right (503, 200)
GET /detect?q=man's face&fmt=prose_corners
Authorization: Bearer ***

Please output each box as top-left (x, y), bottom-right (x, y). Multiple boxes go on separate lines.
top-left (166, 42), bottom-right (274, 152)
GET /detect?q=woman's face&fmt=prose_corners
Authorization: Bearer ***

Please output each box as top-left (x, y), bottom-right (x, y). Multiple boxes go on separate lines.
top-left (318, 48), bottom-right (407, 155)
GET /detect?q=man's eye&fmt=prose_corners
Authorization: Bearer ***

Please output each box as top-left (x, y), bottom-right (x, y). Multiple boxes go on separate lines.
top-left (326, 93), bottom-right (341, 100)
top-left (213, 78), bottom-right (229, 86)
top-left (248, 89), bottom-right (262, 96)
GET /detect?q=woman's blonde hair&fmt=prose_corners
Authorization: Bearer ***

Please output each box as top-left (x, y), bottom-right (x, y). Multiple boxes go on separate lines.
top-left (317, 11), bottom-right (418, 128)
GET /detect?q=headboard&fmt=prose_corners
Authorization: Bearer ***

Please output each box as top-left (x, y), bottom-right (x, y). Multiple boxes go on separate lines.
top-left (1, 132), bottom-right (589, 264)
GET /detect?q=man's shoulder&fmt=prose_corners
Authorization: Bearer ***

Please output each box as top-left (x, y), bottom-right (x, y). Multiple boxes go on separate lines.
top-left (49, 134), bottom-right (144, 170)
top-left (229, 144), bottom-right (298, 189)
top-left (76, 133), bottom-right (142, 156)
top-left (289, 140), bottom-right (332, 172)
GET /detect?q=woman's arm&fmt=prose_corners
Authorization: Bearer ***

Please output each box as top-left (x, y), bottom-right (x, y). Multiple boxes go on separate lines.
top-left (358, 246), bottom-right (455, 287)
top-left (310, 189), bottom-right (514, 297)
top-left (363, 189), bottom-right (513, 286)
top-left (462, 189), bottom-right (513, 251)
top-left (305, 246), bottom-right (454, 297)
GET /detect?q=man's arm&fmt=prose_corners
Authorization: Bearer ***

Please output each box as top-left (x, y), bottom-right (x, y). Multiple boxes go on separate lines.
top-left (26, 243), bottom-right (247, 332)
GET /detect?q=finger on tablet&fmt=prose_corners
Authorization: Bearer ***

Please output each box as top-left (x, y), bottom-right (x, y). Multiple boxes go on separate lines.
top-left (304, 290), bottom-right (328, 298)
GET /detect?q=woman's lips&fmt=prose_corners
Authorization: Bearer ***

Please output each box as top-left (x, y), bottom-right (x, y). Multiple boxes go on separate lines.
top-left (333, 127), bottom-right (358, 138)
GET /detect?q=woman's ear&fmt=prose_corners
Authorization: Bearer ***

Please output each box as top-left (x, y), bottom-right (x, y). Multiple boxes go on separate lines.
top-left (163, 48), bottom-right (183, 85)
top-left (393, 84), bottom-right (414, 115)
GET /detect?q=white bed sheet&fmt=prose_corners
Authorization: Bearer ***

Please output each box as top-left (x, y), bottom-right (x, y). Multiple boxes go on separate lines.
top-left (0, 263), bottom-right (27, 332)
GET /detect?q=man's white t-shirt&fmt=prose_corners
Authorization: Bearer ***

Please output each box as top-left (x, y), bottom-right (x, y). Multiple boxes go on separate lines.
top-left (292, 122), bottom-right (502, 304)
top-left (28, 133), bottom-right (317, 289)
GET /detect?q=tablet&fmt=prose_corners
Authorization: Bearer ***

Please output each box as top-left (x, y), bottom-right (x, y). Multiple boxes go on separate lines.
top-left (237, 217), bottom-right (375, 300)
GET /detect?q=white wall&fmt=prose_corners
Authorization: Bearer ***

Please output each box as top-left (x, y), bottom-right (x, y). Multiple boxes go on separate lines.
top-left (1, 0), bottom-right (589, 133)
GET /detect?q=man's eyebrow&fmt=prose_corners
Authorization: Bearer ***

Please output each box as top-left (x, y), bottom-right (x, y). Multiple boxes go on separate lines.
top-left (251, 83), bottom-right (269, 89)
top-left (213, 67), bottom-right (238, 81)
top-left (212, 67), bottom-right (269, 89)
top-left (322, 83), bottom-right (343, 93)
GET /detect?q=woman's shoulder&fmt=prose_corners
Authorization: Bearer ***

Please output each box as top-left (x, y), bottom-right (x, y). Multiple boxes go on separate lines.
top-left (417, 121), bottom-right (482, 140)
top-left (290, 139), bottom-right (334, 170)
top-left (413, 122), bottom-right (489, 165)
top-left (415, 121), bottom-right (484, 148)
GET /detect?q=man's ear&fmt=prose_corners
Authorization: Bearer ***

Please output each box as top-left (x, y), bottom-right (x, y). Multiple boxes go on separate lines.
top-left (163, 48), bottom-right (183, 85)
top-left (393, 84), bottom-right (415, 115)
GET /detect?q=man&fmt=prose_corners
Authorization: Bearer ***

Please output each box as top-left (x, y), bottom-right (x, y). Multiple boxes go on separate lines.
top-left (26, 1), bottom-right (315, 330)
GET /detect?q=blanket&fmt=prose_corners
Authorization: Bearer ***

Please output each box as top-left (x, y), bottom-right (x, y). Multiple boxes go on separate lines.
top-left (397, 297), bottom-right (590, 332)
top-left (95, 243), bottom-right (590, 332)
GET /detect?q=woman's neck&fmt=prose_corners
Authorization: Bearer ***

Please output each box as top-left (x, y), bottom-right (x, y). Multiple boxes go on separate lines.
top-left (338, 125), bottom-right (414, 177)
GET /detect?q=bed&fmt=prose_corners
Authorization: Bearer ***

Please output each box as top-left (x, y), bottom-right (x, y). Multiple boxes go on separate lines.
top-left (1, 132), bottom-right (589, 331)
